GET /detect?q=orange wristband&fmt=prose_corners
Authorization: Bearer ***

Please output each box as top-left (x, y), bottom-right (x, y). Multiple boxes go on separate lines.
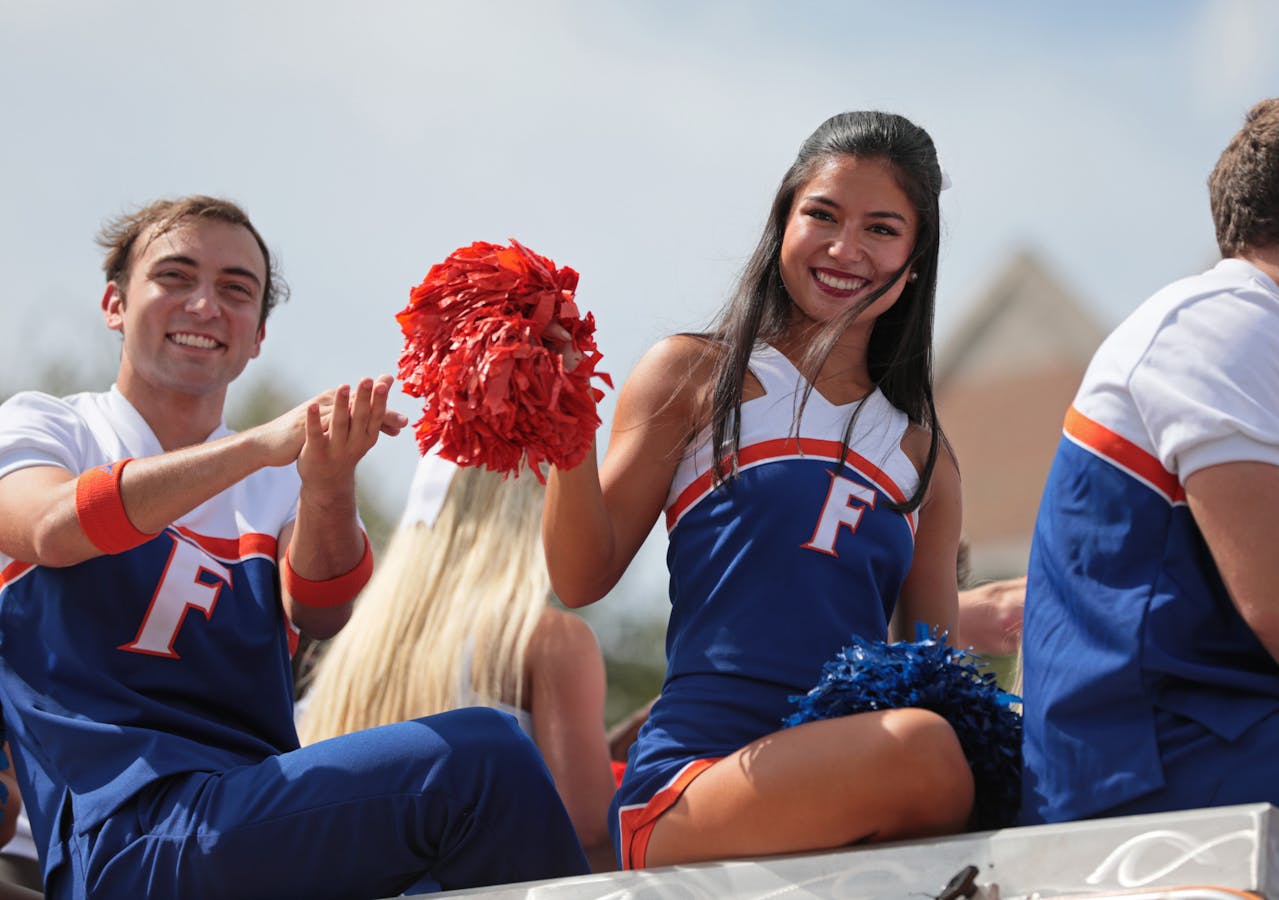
top-left (281, 532), bottom-right (373, 608)
top-left (75, 458), bottom-right (157, 555)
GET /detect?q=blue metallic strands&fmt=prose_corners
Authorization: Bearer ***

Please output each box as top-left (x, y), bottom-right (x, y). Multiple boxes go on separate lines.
top-left (785, 625), bottom-right (1022, 829)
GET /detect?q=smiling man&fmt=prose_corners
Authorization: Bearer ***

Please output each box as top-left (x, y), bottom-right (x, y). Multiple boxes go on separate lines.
top-left (0, 196), bottom-right (587, 898)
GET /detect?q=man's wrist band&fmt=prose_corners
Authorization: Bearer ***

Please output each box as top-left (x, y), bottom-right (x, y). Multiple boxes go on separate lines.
top-left (281, 532), bottom-right (373, 608)
top-left (75, 458), bottom-right (157, 555)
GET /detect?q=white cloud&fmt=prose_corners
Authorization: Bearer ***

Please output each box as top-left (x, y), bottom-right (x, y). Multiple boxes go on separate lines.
top-left (1189, 0), bottom-right (1279, 112)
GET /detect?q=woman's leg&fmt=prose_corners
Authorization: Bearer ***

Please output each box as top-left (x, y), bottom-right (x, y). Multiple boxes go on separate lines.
top-left (644, 708), bottom-right (973, 867)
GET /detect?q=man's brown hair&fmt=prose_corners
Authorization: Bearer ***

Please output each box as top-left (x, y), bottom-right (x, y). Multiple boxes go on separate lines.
top-left (96, 195), bottom-right (288, 325)
top-left (1209, 98), bottom-right (1279, 258)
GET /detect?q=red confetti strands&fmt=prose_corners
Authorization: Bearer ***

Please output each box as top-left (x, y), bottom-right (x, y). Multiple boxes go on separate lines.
top-left (396, 240), bottom-right (612, 479)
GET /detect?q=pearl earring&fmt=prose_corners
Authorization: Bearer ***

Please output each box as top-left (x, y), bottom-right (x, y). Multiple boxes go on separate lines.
top-left (908, 271), bottom-right (918, 283)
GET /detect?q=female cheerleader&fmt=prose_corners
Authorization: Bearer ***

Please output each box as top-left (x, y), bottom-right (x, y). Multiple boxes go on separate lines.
top-left (543, 110), bottom-right (974, 868)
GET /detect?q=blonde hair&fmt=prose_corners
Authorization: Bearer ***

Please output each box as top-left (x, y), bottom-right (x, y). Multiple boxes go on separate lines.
top-left (297, 466), bottom-right (548, 744)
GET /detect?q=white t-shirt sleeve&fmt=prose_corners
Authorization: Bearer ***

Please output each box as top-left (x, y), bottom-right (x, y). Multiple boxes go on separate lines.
top-left (1130, 288), bottom-right (1279, 480)
top-left (0, 392), bottom-right (93, 479)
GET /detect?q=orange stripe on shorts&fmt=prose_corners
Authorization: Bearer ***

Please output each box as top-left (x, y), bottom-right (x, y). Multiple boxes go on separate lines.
top-left (616, 757), bottom-right (720, 869)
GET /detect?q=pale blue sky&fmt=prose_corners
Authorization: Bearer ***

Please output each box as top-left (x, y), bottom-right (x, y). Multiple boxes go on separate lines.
top-left (2, 0), bottom-right (1276, 626)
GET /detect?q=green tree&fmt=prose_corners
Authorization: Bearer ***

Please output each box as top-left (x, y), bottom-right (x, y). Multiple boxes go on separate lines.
top-left (0, 359), bottom-right (116, 405)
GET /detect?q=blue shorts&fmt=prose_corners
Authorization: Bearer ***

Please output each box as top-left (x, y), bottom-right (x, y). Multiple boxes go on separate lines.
top-left (50, 708), bottom-right (587, 899)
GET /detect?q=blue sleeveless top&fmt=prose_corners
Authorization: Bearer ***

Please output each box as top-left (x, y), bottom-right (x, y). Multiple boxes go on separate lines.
top-left (612, 344), bottom-right (919, 825)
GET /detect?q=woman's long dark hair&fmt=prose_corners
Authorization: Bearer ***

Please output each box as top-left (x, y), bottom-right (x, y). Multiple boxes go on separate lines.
top-left (707, 110), bottom-right (945, 512)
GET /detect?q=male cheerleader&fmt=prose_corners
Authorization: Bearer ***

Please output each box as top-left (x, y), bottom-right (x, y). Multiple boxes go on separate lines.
top-left (1021, 99), bottom-right (1279, 824)
top-left (0, 196), bottom-right (587, 898)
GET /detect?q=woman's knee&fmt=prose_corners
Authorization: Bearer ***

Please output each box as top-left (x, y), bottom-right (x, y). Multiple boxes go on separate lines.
top-left (881, 708), bottom-right (974, 832)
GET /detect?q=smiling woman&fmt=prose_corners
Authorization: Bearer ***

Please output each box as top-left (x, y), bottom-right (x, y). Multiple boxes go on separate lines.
top-left (778, 155), bottom-right (918, 376)
top-left (539, 110), bottom-right (974, 870)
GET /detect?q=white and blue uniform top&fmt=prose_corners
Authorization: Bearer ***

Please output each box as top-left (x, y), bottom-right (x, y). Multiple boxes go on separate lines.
top-left (0, 388), bottom-right (300, 867)
top-left (1021, 259), bottom-right (1279, 824)
top-left (614, 343), bottom-right (920, 823)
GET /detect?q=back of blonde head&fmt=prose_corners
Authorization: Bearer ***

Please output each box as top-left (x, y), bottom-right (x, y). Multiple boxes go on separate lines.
top-left (297, 466), bottom-right (548, 744)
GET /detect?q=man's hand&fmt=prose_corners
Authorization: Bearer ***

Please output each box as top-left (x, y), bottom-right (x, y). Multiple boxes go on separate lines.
top-left (254, 376), bottom-right (407, 472)
top-left (280, 375), bottom-right (407, 639)
top-left (297, 376), bottom-right (405, 493)
top-left (0, 378), bottom-right (406, 569)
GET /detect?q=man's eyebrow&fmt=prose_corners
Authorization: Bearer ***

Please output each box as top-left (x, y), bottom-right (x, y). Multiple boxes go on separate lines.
top-left (222, 266), bottom-right (263, 287)
top-left (149, 254), bottom-right (262, 287)
top-left (149, 253), bottom-right (199, 270)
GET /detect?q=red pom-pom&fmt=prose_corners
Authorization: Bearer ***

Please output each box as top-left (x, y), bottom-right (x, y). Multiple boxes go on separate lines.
top-left (396, 239), bottom-right (612, 479)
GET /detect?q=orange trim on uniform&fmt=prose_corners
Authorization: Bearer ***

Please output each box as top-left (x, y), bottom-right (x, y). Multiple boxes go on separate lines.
top-left (616, 757), bottom-right (720, 869)
top-left (74, 458), bottom-right (159, 555)
top-left (285, 618), bottom-right (301, 657)
top-left (667, 437), bottom-right (910, 531)
top-left (0, 560), bottom-right (34, 589)
top-left (1064, 406), bottom-right (1186, 503)
top-left (173, 526), bottom-right (278, 563)
top-left (281, 532), bottom-right (373, 608)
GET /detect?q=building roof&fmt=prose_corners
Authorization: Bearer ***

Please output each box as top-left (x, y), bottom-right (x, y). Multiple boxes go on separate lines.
top-left (937, 248), bottom-right (1105, 384)
top-left (935, 248), bottom-right (1107, 579)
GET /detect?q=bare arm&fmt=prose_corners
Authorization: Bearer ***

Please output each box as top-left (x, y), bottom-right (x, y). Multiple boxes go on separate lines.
top-left (892, 442), bottom-right (962, 642)
top-left (526, 609), bottom-right (616, 861)
top-left (0, 377), bottom-right (405, 644)
top-left (1185, 460), bottom-right (1279, 663)
top-left (0, 413), bottom-right (316, 569)
top-left (607, 697), bottom-right (656, 762)
top-left (956, 577), bottom-right (1025, 656)
top-left (281, 377), bottom-right (406, 639)
top-left (543, 335), bottom-right (707, 607)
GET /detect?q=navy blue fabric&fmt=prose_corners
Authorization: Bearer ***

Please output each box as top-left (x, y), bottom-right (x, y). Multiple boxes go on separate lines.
top-left (51, 710), bottom-right (586, 899)
top-left (1022, 439), bottom-right (1279, 823)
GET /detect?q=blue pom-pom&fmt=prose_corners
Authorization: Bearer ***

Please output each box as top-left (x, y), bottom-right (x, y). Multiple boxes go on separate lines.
top-left (784, 625), bottom-right (1022, 830)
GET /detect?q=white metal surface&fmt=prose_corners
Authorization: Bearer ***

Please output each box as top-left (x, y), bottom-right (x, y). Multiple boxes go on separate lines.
top-left (428, 803), bottom-right (1279, 899)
